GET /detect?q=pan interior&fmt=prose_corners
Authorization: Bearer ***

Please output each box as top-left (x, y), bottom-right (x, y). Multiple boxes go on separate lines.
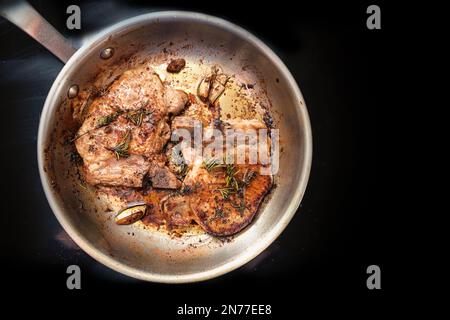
top-left (40, 13), bottom-right (310, 282)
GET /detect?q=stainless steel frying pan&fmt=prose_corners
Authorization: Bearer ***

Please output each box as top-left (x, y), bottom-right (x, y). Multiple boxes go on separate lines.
top-left (1, 1), bottom-right (312, 283)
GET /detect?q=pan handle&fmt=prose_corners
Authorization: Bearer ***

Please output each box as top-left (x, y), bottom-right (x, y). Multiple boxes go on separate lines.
top-left (0, 0), bottom-right (77, 63)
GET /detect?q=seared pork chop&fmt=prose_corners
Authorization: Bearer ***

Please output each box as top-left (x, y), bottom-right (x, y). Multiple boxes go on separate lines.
top-left (183, 158), bottom-right (272, 236)
top-left (75, 64), bottom-right (187, 187)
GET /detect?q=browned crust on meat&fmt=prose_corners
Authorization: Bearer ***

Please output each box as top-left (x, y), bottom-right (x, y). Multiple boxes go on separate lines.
top-left (75, 64), bottom-right (178, 188)
top-left (186, 165), bottom-right (272, 236)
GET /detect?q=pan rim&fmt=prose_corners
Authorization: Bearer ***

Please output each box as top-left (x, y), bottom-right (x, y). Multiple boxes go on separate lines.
top-left (37, 10), bottom-right (313, 283)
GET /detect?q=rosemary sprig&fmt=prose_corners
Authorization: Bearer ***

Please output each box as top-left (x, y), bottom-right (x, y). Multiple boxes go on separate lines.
top-left (124, 99), bottom-right (151, 126)
top-left (211, 164), bottom-right (241, 200)
top-left (125, 108), bottom-right (153, 126)
top-left (217, 187), bottom-right (234, 200)
top-left (203, 158), bottom-right (221, 172)
top-left (69, 110), bottom-right (122, 142)
top-left (225, 164), bottom-right (240, 190)
top-left (108, 131), bottom-right (131, 159)
top-left (126, 110), bottom-right (144, 126)
top-left (96, 111), bottom-right (122, 129)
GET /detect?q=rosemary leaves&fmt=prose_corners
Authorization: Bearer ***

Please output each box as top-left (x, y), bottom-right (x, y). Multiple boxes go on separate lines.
top-left (96, 99), bottom-right (151, 128)
top-left (214, 207), bottom-right (225, 218)
top-left (213, 164), bottom-right (240, 201)
top-left (96, 111), bottom-right (122, 129)
top-left (218, 187), bottom-right (234, 200)
top-left (203, 158), bottom-right (221, 172)
top-left (225, 164), bottom-right (240, 190)
top-left (125, 108), bottom-right (153, 126)
top-left (215, 166), bottom-right (258, 216)
top-left (108, 131), bottom-right (131, 159)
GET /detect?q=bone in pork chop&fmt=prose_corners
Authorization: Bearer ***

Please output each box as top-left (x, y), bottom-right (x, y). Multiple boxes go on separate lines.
top-left (75, 64), bottom-right (187, 187)
top-left (181, 157), bottom-right (272, 236)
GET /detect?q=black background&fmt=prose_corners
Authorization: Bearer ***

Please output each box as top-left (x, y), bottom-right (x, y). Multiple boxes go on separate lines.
top-left (1, 0), bottom-right (388, 315)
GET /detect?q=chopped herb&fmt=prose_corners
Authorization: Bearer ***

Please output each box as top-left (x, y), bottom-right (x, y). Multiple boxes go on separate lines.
top-left (214, 208), bottom-right (225, 218)
top-left (108, 131), bottom-right (131, 159)
top-left (209, 207), bottom-right (227, 223)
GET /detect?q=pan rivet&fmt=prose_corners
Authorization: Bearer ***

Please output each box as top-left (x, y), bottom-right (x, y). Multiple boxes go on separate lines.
top-left (100, 47), bottom-right (114, 59)
top-left (67, 84), bottom-right (79, 99)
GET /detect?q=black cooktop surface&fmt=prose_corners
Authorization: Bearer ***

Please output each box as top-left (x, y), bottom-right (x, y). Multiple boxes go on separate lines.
top-left (0, 0), bottom-right (388, 314)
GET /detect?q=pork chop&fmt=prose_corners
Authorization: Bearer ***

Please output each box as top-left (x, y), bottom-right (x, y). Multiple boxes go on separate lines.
top-left (75, 64), bottom-right (187, 187)
top-left (183, 158), bottom-right (272, 236)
